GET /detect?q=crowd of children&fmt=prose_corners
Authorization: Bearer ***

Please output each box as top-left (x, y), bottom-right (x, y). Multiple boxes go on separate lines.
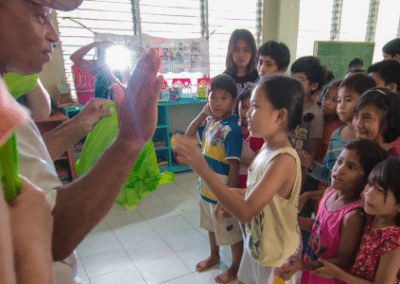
top-left (172, 30), bottom-right (400, 284)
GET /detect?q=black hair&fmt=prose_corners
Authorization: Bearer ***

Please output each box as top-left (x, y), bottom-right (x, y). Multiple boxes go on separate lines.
top-left (368, 158), bottom-right (400, 226)
top-left (256, 41), bottom-right (290, 70)
top-left (382, 38), bottom-right (400, 57)
top-left (354, 88), bottom-right (400, 143)
top-left (238, 86), bottom-right (253, 102)
top-left (319, 79), bottom-right (343, 102)
top-left (367, 60), bottom-right (400, 91)
top-left (225, 29), bottom-right (257, 76)
top-left (208, 74), bottom-right (238, 99)
top-left (344, 139), bottom-right (388, 179)
top-left (256, 75), bottom-right (304, 132)
top-left (339, 73), bottom-right (376, 95)
top-left (290, 56), bottom-right (328, 91)
top-left (349, 58), bottom-right (364, 70)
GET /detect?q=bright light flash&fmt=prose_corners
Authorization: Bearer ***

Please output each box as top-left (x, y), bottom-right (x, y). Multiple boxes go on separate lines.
top-left (105, 45), bottom-right (132, 71)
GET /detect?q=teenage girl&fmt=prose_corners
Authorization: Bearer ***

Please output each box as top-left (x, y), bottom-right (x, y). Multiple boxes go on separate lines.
top-left (312, 157), bottom-right (400, 284)
top-left (279, 139), bottom-right (388, 284)
top-left (224, 29), bottom-right (259, 96)
top-left (353, 88), bottom-right (400, 157)
top-left (174, 75), bottom-right (304, 283)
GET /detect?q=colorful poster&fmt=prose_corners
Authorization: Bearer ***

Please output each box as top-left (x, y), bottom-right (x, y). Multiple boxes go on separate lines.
top-left (95, 33), bottom-right (209, 74)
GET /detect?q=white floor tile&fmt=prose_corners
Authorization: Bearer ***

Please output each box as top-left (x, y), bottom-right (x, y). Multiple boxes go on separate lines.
top-left (136, 193), bottom-right (169, 211)
top-left (135, 254), bottom-right (191, 284)
top-left (124, 237), bottom-right (175, 264)
top-left (105, 211), bottom-right (145, 230)
top-left (180, 210), bottom-right (200, 228)
top-left (77, 231), bottom-right (122, 258)
top-left (138, 203), bottom-right (178, 221)
top-left (89, 265), bottom-right (146, 284)
top-left (113, 222), bottom-right (160, 246)
top-left (76, 256), bottom-right (89, 281)
top-left (155, 182), bottom-right (185, 196)
top-left (176, 244), bottom-right (212, 273)
top-left (107, 203), bottom-right (131, 217)
top-left (162, 228), bottom-right (208, 253)
top-left (158, 190), bottom-right (195, 208)
top-left (148, 215), bottom-right (193, 236)
top-left (161, 273), bottom-right (202, 284)
top-left (88, 220), bottom-right (112, 235)
top-left (174, 198), bottom-right (200, 214)
top-left (81, 247), bottom-right (133, 279)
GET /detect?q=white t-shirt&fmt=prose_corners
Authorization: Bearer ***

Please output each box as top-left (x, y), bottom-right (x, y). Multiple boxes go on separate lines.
top-left (15, 118), bottom-right (79, 284)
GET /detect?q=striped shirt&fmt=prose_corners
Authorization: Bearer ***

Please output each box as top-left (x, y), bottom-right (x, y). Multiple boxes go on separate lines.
top-left (197, 116), bottom-right (242, 204)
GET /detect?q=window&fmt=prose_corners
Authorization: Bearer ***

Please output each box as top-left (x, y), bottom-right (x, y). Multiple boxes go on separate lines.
top-left (296, 0), bottom-right (334, 58)
top-left (57, 0), bottom-right (134, 96)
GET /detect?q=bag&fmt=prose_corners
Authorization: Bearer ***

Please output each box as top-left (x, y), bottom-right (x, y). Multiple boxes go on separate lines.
top-left (75, 101), bottom-right (174, 211)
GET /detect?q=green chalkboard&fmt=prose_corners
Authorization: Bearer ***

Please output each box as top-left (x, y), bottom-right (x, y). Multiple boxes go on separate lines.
top-left (313, 41), bottom-right (375, 79)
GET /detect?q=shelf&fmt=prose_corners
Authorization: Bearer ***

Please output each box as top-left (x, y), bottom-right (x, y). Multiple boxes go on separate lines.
top-left (160, 164), bottom-right (192, 173)
top-left (157, 125), bottom-right (168, 129)
top-left (158, 98), bottom-right (207, 105)
top-left (155, 146), bottom-right (170, 151)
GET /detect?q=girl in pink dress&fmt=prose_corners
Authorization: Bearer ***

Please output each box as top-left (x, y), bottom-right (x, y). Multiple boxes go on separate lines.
top-left (278, 139), bottom-right (388, 284)
top-left (311, 157), bottom-right (400, 284)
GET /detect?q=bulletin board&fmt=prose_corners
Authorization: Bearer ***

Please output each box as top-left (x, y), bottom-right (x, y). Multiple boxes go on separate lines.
top-left (313, 41), bottom-right (375, 78)
top-left (94, 33), bottom-right (209, 74)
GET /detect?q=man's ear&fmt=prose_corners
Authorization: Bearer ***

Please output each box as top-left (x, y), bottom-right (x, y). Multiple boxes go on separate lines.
top-left (232, 97), bottom-right (238, 107)
top-left (394, 54), bottom-right (400, 61)
top-left (310, 82), bottom-right (319, 92)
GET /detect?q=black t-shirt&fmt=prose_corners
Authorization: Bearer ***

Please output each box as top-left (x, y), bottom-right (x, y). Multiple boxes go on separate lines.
top-left (224, 69), bottom-right (259, 97)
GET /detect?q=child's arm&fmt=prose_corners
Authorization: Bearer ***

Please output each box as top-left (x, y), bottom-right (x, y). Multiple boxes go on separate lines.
top-left (185, 103), bottom-right (211, 140)
top-left (297, 216), bottom-right (315, 232)
top-left (227, 159), bottom-right (240, 188)
top-left (174, 134), bottom-right (297, 223)
top-left (298, 189), bottom-right (325, 213)
top-left (313, 250), bottom-right (400, 284)
top-left (280, 207), bottom-right (364, 281)
top-left (70, 41), bottom-right (111, 77)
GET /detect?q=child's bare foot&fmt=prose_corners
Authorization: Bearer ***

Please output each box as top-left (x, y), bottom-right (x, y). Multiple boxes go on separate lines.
top-left (196, 255), bottom-right (220, 272)
top-left (214, 267), bottom-right (238, 284)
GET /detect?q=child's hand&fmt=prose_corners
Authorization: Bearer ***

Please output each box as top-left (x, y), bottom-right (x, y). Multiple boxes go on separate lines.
top-left (300, 150), bottom-right (317, 170)
top-left (312, 259), bottom-right (343, 279)
top-left (277, 256), bottom-right (303, 281)
top-left (214, 203), bottom-right (231, 220)
top-left (201, 103), bottom-right (212, 117)
top-left (173, 133), bottom-right (209, 176)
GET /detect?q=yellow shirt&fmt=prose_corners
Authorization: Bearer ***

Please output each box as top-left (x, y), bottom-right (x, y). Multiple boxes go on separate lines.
top-left (245, 147), bottom-right (302, 267)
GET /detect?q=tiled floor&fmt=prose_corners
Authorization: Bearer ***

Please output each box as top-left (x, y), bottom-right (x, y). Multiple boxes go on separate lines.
top-left (76, 171), bottom-right (239, 284)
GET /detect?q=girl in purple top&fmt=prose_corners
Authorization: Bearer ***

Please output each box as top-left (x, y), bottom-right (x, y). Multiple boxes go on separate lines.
top-left (353, 88), bottom-right (400, 157)
top-left (278, 139), bottom-right (387, 284)
top-left (311, 158), bottom-right (400, 284)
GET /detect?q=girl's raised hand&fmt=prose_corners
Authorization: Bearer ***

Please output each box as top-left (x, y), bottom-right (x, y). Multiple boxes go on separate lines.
top-left (173, 134), bottom-right (208, 176)
top-left (312, 259), bottom-right (343, 279)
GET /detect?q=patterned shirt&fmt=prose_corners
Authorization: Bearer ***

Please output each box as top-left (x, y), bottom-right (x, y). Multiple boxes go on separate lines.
top-left (197, 116), bottom-right (242, 204)
top-left (349, 215), bottom-right (400, 283)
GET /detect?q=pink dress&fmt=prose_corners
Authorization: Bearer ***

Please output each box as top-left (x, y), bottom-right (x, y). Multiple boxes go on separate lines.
top-left (301, 189), bottom-right (364, 284)
top-left (237, 132), bottom-right (264, 189)
top-left (349, 215), bottom-right (400, 283)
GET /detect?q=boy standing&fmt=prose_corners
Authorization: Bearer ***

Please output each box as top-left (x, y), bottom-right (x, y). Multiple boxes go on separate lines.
top-left (257, 40), bottom-right (291, 78)
top-left (185, 74), bottom-right (243, 284)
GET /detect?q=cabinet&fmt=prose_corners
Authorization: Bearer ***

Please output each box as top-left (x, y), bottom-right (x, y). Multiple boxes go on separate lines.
top-left (156, 98), bottom-right (206, 173)
top-left (34, 112), bottom-right (78, 184)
